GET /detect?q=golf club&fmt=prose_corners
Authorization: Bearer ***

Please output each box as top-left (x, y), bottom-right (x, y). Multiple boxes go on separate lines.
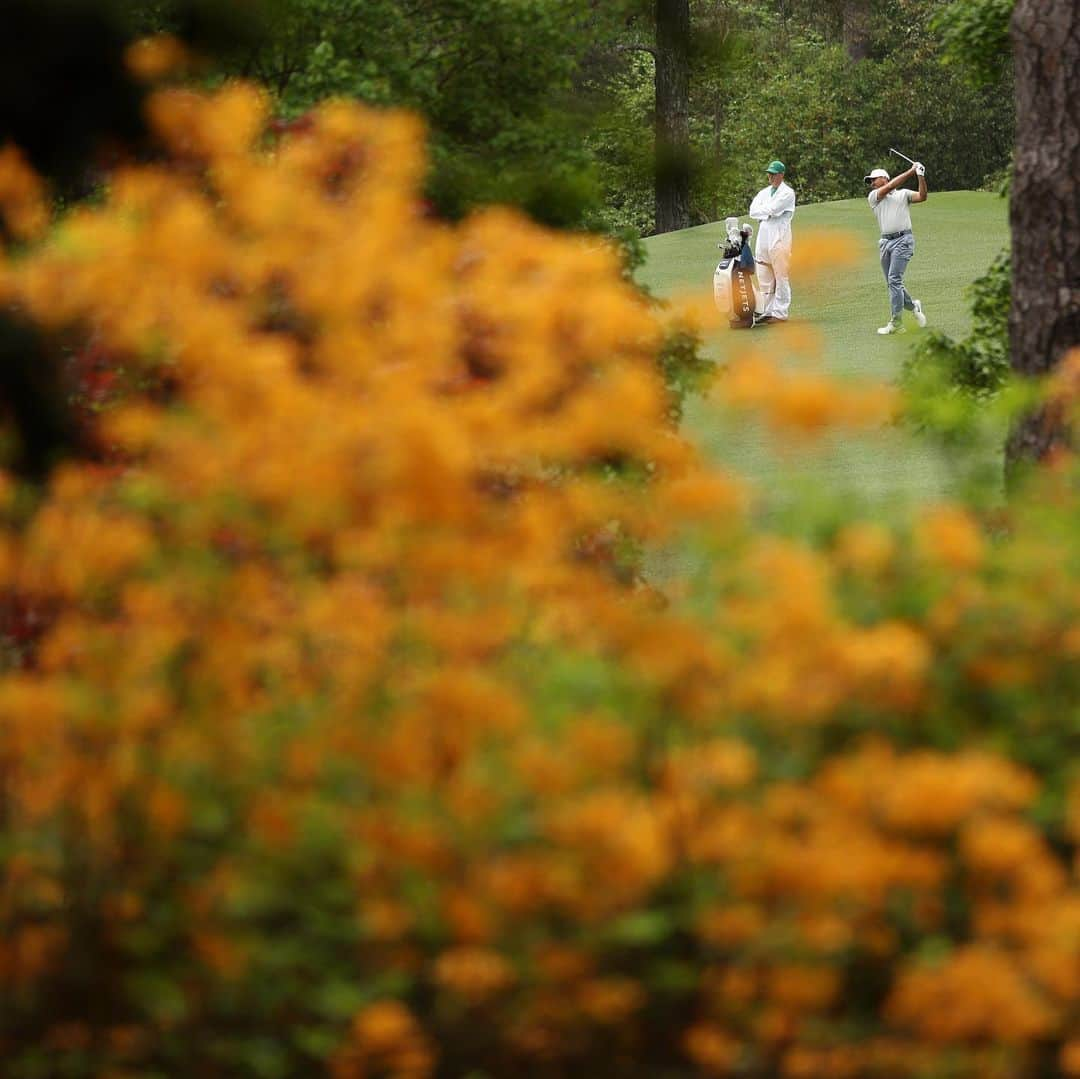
top-left (889, 147), bottom-right (918, 167)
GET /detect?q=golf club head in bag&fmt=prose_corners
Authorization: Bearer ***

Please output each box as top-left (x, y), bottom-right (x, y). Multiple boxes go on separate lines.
top-left (714, 219), bottom-right (757, 328)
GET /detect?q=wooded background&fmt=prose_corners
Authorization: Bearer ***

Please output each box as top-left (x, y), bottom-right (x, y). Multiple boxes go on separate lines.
top-left (129, 0), bottom-right (1015, 235)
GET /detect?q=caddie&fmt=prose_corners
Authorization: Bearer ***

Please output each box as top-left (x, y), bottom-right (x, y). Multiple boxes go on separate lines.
top-left (748, 160), bottom-right (795, 324)
top-left (865, 163), bottom-right (928, 334)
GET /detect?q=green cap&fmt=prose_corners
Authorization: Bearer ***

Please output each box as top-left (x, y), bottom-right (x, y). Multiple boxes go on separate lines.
top-left (765, 160), bottom-right (786, 174)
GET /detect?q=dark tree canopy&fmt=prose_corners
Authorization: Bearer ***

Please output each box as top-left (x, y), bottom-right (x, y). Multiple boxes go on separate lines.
top-left (0, 0), bottom-right (144, 193)
top-left (0, 0), bottom-right (265, 480)
top-left (143, 0), bottom-right (612, 226)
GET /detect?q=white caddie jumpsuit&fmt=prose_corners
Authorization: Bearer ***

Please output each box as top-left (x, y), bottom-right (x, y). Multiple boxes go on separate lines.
top-left (748, 181), bottom-right (796, 320)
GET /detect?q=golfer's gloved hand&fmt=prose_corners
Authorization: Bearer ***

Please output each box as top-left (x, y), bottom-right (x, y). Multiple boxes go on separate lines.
top-left (914, 162), bottom-right (926, 177)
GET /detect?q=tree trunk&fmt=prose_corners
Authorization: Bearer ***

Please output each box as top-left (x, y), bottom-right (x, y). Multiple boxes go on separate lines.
top-left (842, 0), bottom-right (872, 61)
top-left (1005, 0), bottom-right (1080, 476)
top-left (654, 0), bottom-right (691, 234)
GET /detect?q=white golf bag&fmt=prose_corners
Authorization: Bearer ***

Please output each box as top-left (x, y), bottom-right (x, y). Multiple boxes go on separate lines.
top-left (713, 217), bottom-right (758, 329)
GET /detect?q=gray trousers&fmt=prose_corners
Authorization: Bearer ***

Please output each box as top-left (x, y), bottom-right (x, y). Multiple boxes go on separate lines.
top-left (879, 232), bottom-right (916, 320)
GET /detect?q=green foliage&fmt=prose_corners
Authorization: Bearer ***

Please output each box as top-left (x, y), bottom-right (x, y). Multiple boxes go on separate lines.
top-left (907, 249), bottom-right (1012, 397)
top-left (584, 51), bottom-right (657, 234)
top-left (656, 324), bottom-right (716, 425)
top-left (609, 227), bottom-right (649, 282)
top-left (583, 10), bottom-right (757, 235)
top-left (932, 0), bottom-right (1015, 86)
top-left (131, 0), bottom-right (613, 224)
top-left (709, 45), bottom-right (1014, 212)
top-left (586, 0), bottom-right (1015, 232)
top-left (900, 250), bottom-right (1017, 500)
top-left (125, 0), bottom-right (1016, 236)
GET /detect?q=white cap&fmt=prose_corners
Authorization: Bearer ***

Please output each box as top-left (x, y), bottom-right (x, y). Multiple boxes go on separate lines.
top-left (864, 168), bottom-right (889, 183)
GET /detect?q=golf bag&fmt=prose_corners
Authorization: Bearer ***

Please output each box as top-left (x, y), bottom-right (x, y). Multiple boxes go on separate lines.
top-left (713, 217), bottom-right (758, 329)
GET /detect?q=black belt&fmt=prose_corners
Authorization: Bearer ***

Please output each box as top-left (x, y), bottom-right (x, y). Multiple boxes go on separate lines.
top-left (881, 229), bottom-right (911, 240)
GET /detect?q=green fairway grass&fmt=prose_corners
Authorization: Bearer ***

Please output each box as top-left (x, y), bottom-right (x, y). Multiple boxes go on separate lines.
top-left (637, 190), bottom-right (1009, 512)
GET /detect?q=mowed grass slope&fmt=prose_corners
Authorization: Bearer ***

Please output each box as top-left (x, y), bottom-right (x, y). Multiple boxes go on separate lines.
top-left (637, 190), bottom-right (1009, 508)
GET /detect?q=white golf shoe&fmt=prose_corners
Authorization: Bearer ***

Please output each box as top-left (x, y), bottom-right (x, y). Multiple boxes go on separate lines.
top-left (877, 320), bottom-right (905, 335)
top-left (912, 299), bottom-right (927, 327)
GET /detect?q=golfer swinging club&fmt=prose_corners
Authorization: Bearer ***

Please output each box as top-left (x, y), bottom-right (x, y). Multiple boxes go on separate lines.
top-left (748, 160), bottom-right (795, 324)
top-left (865, 157), bottom-right (928, 334)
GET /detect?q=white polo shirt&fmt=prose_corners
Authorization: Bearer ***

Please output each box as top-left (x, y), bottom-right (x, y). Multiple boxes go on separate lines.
top-left (868, 188), bottom-right (914, 236)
